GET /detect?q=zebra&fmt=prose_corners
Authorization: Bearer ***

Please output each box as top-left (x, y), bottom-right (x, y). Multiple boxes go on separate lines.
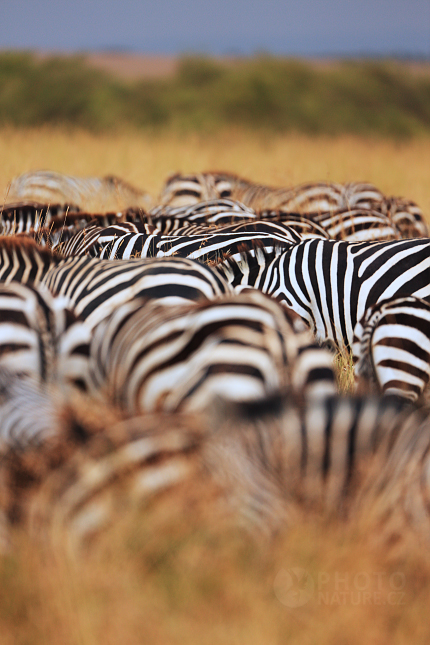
top-left (149, 198), bottom-right (257, 233)
top-left (42, 255), bottom-right (233, 329)
top-left (214, 237), bottom-right (430, 349)
top-left (159, 174), bottom-right (426, 238)
top-left (291, 208), bottom-right (399, 242)
top-left (234, 179), bottom-right (386, 213)
top-left (3, 389), bottom-right (430, 549)
top-left (0, 202), bottom-right (153, 249)
top-left (2, 407), bottom-right (208, 548)
top-left (162, 207), bottom-right (396, 243)
top-left (57, 226), bottom-right (294, 263)
top-left (0, 202), bottom-right (81, 236)
top-left (206, 392), bottom-right (429, 544)
top-left (55, 220), bottom-right (159, 256)
top-left (86, 289), bottom-right (336, 416)
top-left (0, 237), bottom-right (59, 285)
top-left (352, 295), bottom-right (430, 403)
top-left (0, 282), bottom-right (91, 392)
top-left (0, 368), bottom-right (63, 449)
top-left (217, 175), bottom-right (425, 238)
top-left (7, 170), bottom-right (153, 210)
top-left (170, 218), bottom-right (329, 241)
top-left (159, 173), bottom-right (234, 206)
top-left (384, 196), bottom-right (428, 238)
top-left (160, 172), bottom-right (384, 212)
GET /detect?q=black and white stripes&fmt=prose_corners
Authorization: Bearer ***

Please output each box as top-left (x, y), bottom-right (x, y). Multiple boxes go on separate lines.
top-left (215, 237), bottom-right (430, 348)
top-left (353, 296), bottom-right (430, 402)
top-left (87, 290), bottom-right (336, 414)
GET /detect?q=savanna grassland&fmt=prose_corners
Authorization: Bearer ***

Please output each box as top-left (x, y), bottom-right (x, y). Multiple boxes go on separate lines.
top-left (1, 128), bottom-right (430, 645)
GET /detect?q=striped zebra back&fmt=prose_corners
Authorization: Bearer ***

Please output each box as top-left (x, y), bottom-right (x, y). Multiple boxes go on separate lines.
top-left (256, 208), bottom-right (399, 242)
top-left (56, 221), bottom-right (160, 257)
top-left (87, 289), bottom-right (336, 415)
top-left (170, 220), bottom-right (311, 242)
top-left (80, 229), bottom-right (292, 263)
top-left (352, 295), bottom-right (430, 403)
top-left (309, 208), bottom-right (399, 242)
top-left (215, 237), bottom-right (430, 349)
top-left (43, 255), bottom-right (232, 329)
top-left (0, 237), bottom-right (60, 285)
top-left (149, 198), bottom-right (257, 233)
top-left (0, 202), bottom-right (81, 236)
top-left (253, 212), bottom-right (330, 239)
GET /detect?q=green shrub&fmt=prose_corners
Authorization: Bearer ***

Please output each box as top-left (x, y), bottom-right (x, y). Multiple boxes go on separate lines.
top-left (1, 52), bottom-right (430, 136)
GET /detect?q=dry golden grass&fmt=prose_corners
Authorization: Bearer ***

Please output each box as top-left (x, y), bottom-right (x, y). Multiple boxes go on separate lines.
top-left (1, 127), bottom-right (430, 215)
top-left (1, 127), bottom-right (430, 644)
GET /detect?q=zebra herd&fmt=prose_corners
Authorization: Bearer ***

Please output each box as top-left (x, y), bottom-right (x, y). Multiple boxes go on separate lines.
top-left (1, 168), bottom-right (430, 551)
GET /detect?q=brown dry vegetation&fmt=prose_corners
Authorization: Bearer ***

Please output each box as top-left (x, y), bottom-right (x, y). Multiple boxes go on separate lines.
top-left (1, 128), bottom-right (430, 644)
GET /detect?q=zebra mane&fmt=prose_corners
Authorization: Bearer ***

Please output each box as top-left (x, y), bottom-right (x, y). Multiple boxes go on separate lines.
top-left (212, 237), bottom-right (286, 271)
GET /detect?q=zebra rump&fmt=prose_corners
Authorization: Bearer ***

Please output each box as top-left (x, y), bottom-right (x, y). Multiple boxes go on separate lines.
top-left (0, 368), bottom-right (63, 449)
top-left (353, 295), bottom-right (430, 402)
top-left (206, 392), bottom-right (427, 540)
top-left (87, 289), bottom-right (335, 414)
top-left (0, 281), bottom-right (91, 391)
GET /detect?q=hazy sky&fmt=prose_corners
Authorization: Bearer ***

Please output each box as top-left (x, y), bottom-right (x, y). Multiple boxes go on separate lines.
top-left (1, 0), bottom-right (429, 57)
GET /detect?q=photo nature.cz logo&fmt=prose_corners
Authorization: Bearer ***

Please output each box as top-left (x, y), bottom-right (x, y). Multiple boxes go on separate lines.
top-left (274, 567), bottom-right (406, 608)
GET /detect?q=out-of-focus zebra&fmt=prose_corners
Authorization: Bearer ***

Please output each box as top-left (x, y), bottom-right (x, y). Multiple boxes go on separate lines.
top-left (87, 290), bottom-right (336, 415)
top-left (0, 369), bottom-right (63, 449)
top-left (160, 171), bottom-right (385, 210)
top-left (159, 173), bottom-right (234, 206)
top-left (159, 172), bottom-right (427, 238)
top-left (215, 237), bottom-right (430, 349)
top-left (291, 208), bottom-right (399, 242)
top-left (206, 392), bottom-right (430, 547)
top-left (0, 282), bottom-right (91, 392)
top-left (214, 173), bottom-right (427, 237)
top-left (385, 196), bottom-right (428, 238)
top-left (6, 170), bottom-right (153, 210)
top-left (154, 203), bottom-right (397, 242)
top-left (149, 198), bottom-right (257, 232)
top-left (0, 237), bottom-right (59, 285)
top-left (4, 388), bottom-right (430, 550)
top-left (1, 407), bottom-right (209, 548)
top-left (43, 256), bottom-right (233, 329)
top-left (353, 296), bottom-right (430, 403)
top-left (0, 202), bottom-right (81, 236)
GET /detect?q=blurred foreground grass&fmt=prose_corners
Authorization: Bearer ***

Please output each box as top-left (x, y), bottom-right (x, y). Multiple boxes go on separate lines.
top-left (0, 128), bottom-right (430, 643)
top-left (2, 490), bottom-right (430, 645)
top-left (1, 53), bottom-right (430, 136)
